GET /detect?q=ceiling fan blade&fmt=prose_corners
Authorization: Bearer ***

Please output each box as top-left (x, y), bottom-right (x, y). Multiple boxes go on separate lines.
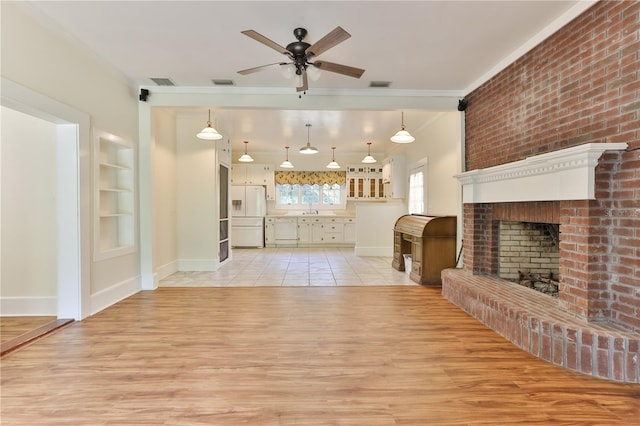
top-left (297, 71), bottom-right (308, 92)
top-left (241, 30), bottom-right (289, 55)
top-left (313, 61), bottom-right (365, 79)
top-left (306, 26), bottom-right (351, 58)
top-left (237, 62), bottom-right (288, 75)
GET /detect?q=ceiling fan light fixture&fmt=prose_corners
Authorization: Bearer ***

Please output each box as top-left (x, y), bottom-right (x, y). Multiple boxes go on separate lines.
top-left (196, 109), bottom-right (223, 140)
top-left (299, 123), bottom-right (318, 154)
top-left (326, 147), bottom-right (341, 169)
top-left (390, 111), bottom-right (415, 143)
top-left (307, 65), bottom-right (322, 82)
top-left (238, 140), bottom-right (254, 162)
top-left (280, 146), bottom-right (294, 168)
top-left (361, 142), bottom-right (377, 163)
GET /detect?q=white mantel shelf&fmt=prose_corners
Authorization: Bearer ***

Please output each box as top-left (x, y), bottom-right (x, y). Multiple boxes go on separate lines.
top-left (455, 143), bottom-right (628, 204)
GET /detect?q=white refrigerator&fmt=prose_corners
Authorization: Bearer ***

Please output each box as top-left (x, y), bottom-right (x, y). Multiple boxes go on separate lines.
top-left (231, 185), bottom-right (266, 248)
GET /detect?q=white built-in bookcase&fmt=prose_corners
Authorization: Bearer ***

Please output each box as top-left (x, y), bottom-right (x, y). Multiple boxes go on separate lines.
top-left (93, 129), bottom-right (136, 260)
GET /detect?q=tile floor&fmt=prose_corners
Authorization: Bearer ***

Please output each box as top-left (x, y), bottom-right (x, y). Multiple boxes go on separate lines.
top-left (160, 247), bottom-right (417, 287)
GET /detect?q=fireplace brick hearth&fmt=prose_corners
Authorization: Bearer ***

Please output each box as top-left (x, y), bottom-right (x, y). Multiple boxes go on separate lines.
top-left (446, 0), bottom-right (639, 383)
top-left (442, 269), bottom-right (639, 382)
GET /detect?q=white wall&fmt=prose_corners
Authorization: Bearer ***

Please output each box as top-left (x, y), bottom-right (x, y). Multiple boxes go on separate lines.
top-left (1, 107), bottom-right (57, 301)
top-left (405, 112), bottom-right (462, 216)
top-left (176, 115), bottom-right (219, 270)
top-left (152, 108), bottom-right (179, 280)
top-left (355, 202), bottom-right (407, 256)
top-left (2, 2), bottom-right (140, 316)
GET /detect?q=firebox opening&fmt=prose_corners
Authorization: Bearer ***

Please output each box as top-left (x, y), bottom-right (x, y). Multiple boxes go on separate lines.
top-left (498, 221), bottom-right (560, 298)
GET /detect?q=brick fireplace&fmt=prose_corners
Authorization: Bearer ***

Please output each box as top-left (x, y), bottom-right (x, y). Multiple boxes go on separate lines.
top-left (442, 1), bottom-right (639, 383)
top-left (444, 145), bottom-right (639, 383)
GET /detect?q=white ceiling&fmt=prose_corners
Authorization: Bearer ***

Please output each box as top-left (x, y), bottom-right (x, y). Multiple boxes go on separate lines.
top-left (21, 0), bottom-right (591, 156)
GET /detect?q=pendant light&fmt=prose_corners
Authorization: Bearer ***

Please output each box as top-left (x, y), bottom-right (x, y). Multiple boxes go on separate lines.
top-left (390, 111), bottom-right (415, 143)
top-left (238, 140), bottom-right (254, 162)
top-left (196, 109), bottom-right (223, 140)
top-left (280, 146), bottom-right (294, 169)
top-left (299, 123), bottom-right (319, 154)
top-left (361, 142), bottom-right (377, 163)
top-left (326, 147), bottom-right (341, 169)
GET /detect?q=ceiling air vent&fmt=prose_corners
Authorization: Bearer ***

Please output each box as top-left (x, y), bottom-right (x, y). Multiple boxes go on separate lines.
top-left (150, 78), bottom-right (175, 86)
top-left (212, 79), bottom-right (235, 86)
top-left (369, 81), bottom-right (391, 88)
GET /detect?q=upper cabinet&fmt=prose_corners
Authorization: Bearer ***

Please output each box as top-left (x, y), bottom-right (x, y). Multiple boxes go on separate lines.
top-left (382, 155), bottom-right (406, 199)
top-left (217, 138), bottom-right (231, 166)
top-left (346, 165), bottom-right (385, 200)
top-left (93, 129), bottom-right (136, 260)
top-left (231, 163), bottom-right (275, 200)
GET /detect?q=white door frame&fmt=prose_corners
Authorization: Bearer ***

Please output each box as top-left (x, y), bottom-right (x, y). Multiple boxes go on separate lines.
top-left (1, 78), bottom-right (91, 320)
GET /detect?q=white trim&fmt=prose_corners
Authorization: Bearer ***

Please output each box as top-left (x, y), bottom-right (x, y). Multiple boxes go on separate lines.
top-left (155, 260), bottom-right (178, 281)
top-left (1, 297), bottom-right (57, 316)
top-left (455, 143), bottom-right (628, 204)
top-left (90, 276), bottom-right (140, 316)
top-left (465, 1), bottom-right (599, 93)
top-left (355, 246), bottom-right (394, 257)
top-left (2, 77), bottom-right (92, 321)
top-left (178, 259), bottom-right (219, 271)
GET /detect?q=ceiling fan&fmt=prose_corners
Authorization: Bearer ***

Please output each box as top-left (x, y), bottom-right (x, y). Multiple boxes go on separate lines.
top-left (238, 27), bottom-right (365, 93)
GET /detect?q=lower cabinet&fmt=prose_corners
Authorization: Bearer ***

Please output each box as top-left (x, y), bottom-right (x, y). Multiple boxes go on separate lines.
top-left (265, 217), bottom-right (276, 247)
top-left (343, 218), bottom-right (356, 244)
top-left (267, 216), bottom-right (356, 247)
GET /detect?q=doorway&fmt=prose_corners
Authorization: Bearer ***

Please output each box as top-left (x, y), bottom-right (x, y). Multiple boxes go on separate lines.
top-left (1, 78), bottom-right (91, 323)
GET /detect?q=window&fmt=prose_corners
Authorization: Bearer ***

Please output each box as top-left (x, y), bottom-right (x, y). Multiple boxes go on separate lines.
top-left (408, 169), bottom-right (424, 214)
top-left (276, 183), bottom-right (345, 208)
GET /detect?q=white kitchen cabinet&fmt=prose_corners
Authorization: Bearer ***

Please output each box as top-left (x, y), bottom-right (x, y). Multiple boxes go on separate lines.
top-left (232, 163), bottom-right (275, 200)
top-left (231, 163), bottom-right (273, 185)
top-left (217, 138), bottom-right (231, 166)
top-left (265, 217), bottom-right (276, 247)
top-left (323, 219), bottom-right (344, 243)
top-left (382, 155), bottom-right (406, 199)
top-left (297, 219), bottom-right (310, 244)
top-left (93, 129), bottom-right (136, 260)
top-left (343, 217), bottom-right (356, 244)
top-left (298, 217), bottom-right (324, 244)
top-left (346, 165), bottom-right (385, 200)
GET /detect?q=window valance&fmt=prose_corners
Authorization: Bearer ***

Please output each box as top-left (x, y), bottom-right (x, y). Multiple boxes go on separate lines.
top-left (275, 171), bottom-right (346, 186)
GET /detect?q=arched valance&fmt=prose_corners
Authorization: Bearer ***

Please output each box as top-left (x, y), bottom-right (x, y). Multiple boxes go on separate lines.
top-left (274, 171), bottom-right (346, 186)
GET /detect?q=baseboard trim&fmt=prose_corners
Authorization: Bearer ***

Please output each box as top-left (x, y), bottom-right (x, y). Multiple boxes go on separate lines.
top-left (156, 260), bottom-right (178, 281)
top-left (90, 276), bottom-right (140, 315)
top-left (178, 259), bottom-right (218, 271)
top-left (0, 296), bottom-right (57, 316)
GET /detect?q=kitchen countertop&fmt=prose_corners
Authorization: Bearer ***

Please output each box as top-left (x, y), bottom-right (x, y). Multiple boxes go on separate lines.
top-left (267, 212), bottom-right (355, 218)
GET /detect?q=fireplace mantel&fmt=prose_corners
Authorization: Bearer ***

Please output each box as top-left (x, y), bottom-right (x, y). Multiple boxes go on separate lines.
top-left (455, 143), bottom-right (628, 204)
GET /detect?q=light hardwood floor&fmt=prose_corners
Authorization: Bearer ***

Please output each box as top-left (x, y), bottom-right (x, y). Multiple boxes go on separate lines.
top-left (1, 285), bottom-right (638, 425)
top-left (0, 316), bottom-right (56, 343)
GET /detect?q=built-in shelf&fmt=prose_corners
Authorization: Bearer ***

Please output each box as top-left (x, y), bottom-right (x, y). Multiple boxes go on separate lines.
top-left (93, 129), bottom-right (136, 260)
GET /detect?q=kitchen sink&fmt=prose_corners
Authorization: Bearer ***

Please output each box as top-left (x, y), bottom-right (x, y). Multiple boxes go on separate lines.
top-left (286, 211), bottom-right (335, 216)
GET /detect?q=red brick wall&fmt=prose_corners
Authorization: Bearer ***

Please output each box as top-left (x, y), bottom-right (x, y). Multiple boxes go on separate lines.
top-left (464, 1), bottom-right (640, 332)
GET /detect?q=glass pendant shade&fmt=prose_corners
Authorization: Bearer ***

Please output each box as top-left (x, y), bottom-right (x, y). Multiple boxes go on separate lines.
top-left (326, 147), bottom-right (340, 169)
top-left (390, 112), bottom-right (415, 143)
top-left (238, 140), bottom-right (254, 162)
top-left (280, 146), bottom-right (294, 168)
top-left (361, 142), bottom-right (377, 163)
top-left (196, 109), bottom-right (223, 140)
top-left (299, 123), bottom-right (318, 154)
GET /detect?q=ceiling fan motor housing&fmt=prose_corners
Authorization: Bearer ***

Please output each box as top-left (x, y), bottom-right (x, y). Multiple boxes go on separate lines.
top-left (287, 28), bottom-right (311, 75)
